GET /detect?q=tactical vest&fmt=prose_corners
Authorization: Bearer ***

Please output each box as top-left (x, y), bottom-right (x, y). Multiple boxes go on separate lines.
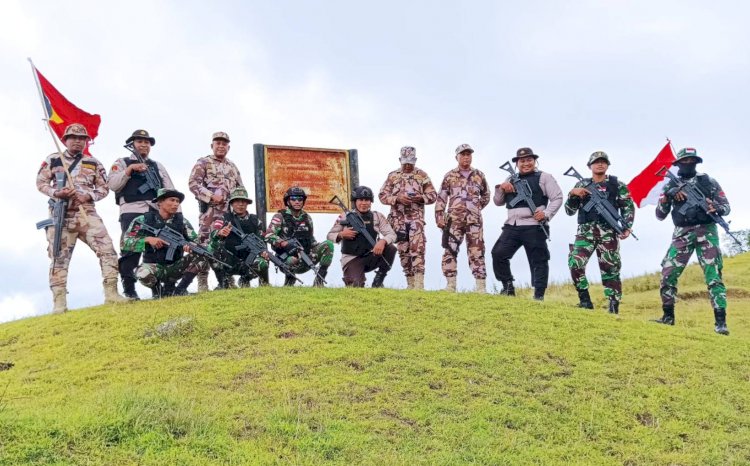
top-left (670, 175), bottom-right (716, 227)
top-left (223, 211), bottom-right (261, 256)
top-left (505, 172), bottom-right (548, 211)
top-left (115, 159), bottom-right (163, 204)
top-left (273, 210), bottom-right (314, 254)
top-left (578, 176), bottom-right (619, 225)
top-left (141, 211), bottom-right (187, 264)
top-left (341, 211), bottom-right (377, 257)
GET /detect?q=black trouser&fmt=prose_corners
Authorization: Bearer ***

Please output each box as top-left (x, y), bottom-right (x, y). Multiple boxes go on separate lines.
top-left (119, 212), bottom-right (144, 282)
top-left (491, 224), bottom-right (550, 290)
top-left (342, 244), bottom-right (397, 287)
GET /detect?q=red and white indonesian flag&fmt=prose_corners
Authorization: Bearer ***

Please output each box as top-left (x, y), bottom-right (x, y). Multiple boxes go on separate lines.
top-left (627, 142), bottom-right (676, 207)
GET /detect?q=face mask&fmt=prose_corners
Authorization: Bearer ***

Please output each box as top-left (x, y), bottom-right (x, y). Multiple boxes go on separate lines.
top-left (677, 162), bottom-right (697, 178)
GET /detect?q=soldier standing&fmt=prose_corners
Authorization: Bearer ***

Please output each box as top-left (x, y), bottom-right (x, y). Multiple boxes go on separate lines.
top-left (565, 151), bottom-right (635, 313)
top-left (491, 147), bottom-right (563, 301)
top-left (36, 123), bottom-right (128, 313)
top-left (327, 186), bottom-right (397, 287)
top-left (653, 148), bottom-right (730, 335)
top-left (378, 146), bottom-right (437, 290)
top-left (265, 187), bottom-right (334, 286)
top-left (188, 131), bottom-right (244, 291)
top-left (209, 187), bottom-right (269, 288)
top-left (108, 129), bottom-right (177, 300)
top-left (435, 144), bottom-right (490, 292)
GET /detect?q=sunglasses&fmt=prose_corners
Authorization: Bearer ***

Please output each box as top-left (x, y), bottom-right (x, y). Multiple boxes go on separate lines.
top-left (289, 196), bottom-right (305, 201)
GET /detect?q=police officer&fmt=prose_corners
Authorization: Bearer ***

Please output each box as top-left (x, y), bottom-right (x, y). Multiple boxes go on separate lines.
top-left (565, 151), bottom-right (635, 313)
top-left (653, 148), bottom-right (730, 335)
top-left (109, 129), bottom-right (177, 299)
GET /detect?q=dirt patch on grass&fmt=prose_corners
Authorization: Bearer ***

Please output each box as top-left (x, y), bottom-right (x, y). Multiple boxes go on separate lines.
top-left (0, 362), bottom-right (14, 371)
top-left (636, 412), bottom-right (658, 427)
top-left (277, 330), bottom-right (298, 339)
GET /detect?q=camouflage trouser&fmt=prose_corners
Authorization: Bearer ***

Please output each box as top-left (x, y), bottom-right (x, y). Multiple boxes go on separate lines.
top-left (213, 256), bottom-right (269, 282)
top-left (46, 210), bottom-right (119, 290)
top-left (568, 222), bottom-right (622, 301)
top-left (136, 254), bottom-right (204, 288)
top-left (198, 205), bottom-right (230, 272)
top-left (390, 218), bottom-right (427, 276)
top-left (441, 221), bottom-right (486, 279)
top-left (280, 241), bottom-right (334, 274)
top-left (660, 223), bottom-right (726, 309)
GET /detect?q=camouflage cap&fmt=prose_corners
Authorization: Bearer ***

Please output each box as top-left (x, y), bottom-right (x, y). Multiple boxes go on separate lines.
top-left (152, 188), bottom-right (185, 203)
top-left (228, 187), bottom-right (253, 204)
top-left (125, 129), bottom-right (156, 146)
top-left (212, 131), bottom-right (230, 142)
top-left (399, 146), bottom-right (417, 164)
top-left (512, 147), bottom-right (539, 162)
top-left (62, 123), bottom-right (90, 140)
top-left (455, 144), bottom-right (474, 156)
top-left (587, 150), bottom-right (610, 166)
top-left (672, 147), bottom-right (703, 165)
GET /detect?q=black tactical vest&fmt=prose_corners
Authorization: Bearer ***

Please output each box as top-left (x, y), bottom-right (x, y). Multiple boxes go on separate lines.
top-left (578, 176), bottom-right (620, 225)
top-left (223, 211), bottom-right (261, 257)
top-left (274, 210), bottom-right (314, 254)
top-left (115, 159), bottom-right (163, 204)
top-left (141, 211), bottom-right (187, 264)
top-left (505, 172), bottom-right (548, 211)
top-left (341, 211), bottom-right (377, 257)
top-left (670, 175), bottom-right (716, 227)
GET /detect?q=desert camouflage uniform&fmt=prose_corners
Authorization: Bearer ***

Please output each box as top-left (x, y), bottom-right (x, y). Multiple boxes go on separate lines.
top-left (565, 176), bottom-right (635, 301)
top-left (36, 151), bottom-right (119, 291)
top-left (265, 208), bottom-right (334, 273)
top-left (378, 167), bottom-right (437, 276)
top-left (435, 168), bottom-right (490, 278)
top-left (656, 174), bottom-right (729, 310)
top-left (188, 155), bottom-right (244, 244)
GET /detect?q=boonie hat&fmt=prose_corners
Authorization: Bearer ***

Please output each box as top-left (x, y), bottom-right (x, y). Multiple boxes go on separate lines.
top-left (228, 187), bottom-right (253, 204)
top-left (512, 147), bottom-right (539, 163)
top-left (125, 129), bottom-right (156, 146)
top-left (62, 123), bottom-right (90, 140)
top-left (152, 188), bottom-right (185, 203)
top-left (672, 147), bottom-right (703, 165)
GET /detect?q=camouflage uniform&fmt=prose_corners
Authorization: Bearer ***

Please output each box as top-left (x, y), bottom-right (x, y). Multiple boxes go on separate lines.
top-left (265, 208), bottom-right (334, 274)
top-left (209, 212), bottom-right (269, 288)
top-left (378, 147), bottom-right (437, 288)
top-left (565, 171), bottom-right (635, 304)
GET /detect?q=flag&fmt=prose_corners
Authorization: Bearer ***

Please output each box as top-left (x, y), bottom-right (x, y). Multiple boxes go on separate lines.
top-left (627, 142), bottom-right (676, 207)
top-left (33, 66), bottom-right (101, 152)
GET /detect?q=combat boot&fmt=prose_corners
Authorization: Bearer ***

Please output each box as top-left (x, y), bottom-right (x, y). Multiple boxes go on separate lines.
top-left (714, 308), bottom-right (729, 336)
top-left (608, 297), bottom-right (619, 315)
top-left (652, 305), bottom-right (675, 325)
top-left (122, 278), bottom-right (140, 301)
top-left (371, 268), bottom-right (388, 288)
top-left (162, 281), bottom-right (177, 297)
top-left (284, 274), bottom-right (297, 287)
top-left (214, 270), bottom-right (229, 290)
top-left (174, 272), bottom-right (196, 296)
top-left (313, 266), bottom-right (328, 287)
top-left (576, 289), bottom-right (594, 309)
top-left (104, 279), bottom-right (130, 304)
top-left (149, 283), bottom-right (164, 299)
top-left (197, 272), bottom-right (209, 292)
top-left (475, 278), bottom-right (487, 294)
top-left (51, 288), bottom-right (67, 314)
top-left (413, 273), bottom-right (425, 290)
top-left (405, 276), bottom-right (415, 290)
top-left (499, 280), bottom-right (515, 296)
top-left (257, 268), bottom-right (270, 287)
top-left (444, 276), bottom-right (457, 292)
top-left (533, 288), bottom-right (546, 301)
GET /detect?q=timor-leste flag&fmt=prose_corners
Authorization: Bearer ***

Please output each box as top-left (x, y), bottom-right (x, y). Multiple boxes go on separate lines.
top-left (34, 66), bottom-right (101, 151)
top-left (627, 142), bottom-right (676, 207)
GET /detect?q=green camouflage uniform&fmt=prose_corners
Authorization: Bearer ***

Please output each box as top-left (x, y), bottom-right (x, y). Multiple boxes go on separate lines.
top-left (265, 208), bottom-right (334, 273)
top-left (208, 213), bottom-right (269, 286)
top-left (565, 176), bottom-right (635, 301)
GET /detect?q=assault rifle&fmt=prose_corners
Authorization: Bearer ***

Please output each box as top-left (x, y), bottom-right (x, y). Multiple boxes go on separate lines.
top-left (329, 195), bottom-right (391, 268)
top-left (124, 143), bottom-right (162, 195)
top-left (135, 220), bottom-right (232, 268)
top-left (36, 172), bottom-right (68, 268)
top-left (279, 237), bottom-right (325, 285)
top-left (440, 217), bottom-right (460, 257)
top-left (656, 167), bottom-right (744, 248)
top-left (563, 166), bottom-right (638, 240)
top-left (499, 161), bottom-right (550, 241)
top-left (226, 227), bottom-right (303, 284)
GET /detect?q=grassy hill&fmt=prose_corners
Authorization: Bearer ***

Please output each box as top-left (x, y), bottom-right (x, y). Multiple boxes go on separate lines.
top-left (1, 254), bottom-right (749, 465)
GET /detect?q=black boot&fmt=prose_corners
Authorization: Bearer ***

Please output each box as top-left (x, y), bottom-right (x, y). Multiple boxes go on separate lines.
top-left (162, 281), bottom-right (176, 297)
top-left (714, 308), bottom-right (729, 335)
top-left (284, 274), bottom-right (297, 287)
top-left (173, 273), bottom-right (196, 296)
top-left (653, 305), bottom-right (675, 325)
top-left (257, 268), bottom-right (270, 287)
top-left (214, 270), bottom-right (229, 290)
top-left (576, 289), bottom-right (594, 309)
top-left (500, 280), bottom-right (515, 296)
top-left (149, 282), bottom-right (164, 299)
top-left (608, 297), bottom-right (619, 314)
top-left (533, 288), bottom-right (545, 301)
top-left (122, 278), bottom-right (140, 300)
top-left (371, 268), bottom-right (388, 288)
top-left (313, 266), bottom-right (328, 287)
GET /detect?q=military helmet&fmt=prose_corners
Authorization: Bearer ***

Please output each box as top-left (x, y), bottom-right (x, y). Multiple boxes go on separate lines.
top-left (228, 187), bottom-right (252, 204)
top-left (672, 147), bottom-right (703, 165)
top-left (351, 185), bottom-right (374, 202)
top-left (283, 186), bottom-right (307, 206)
top-left (587, 150), bottom-right (610, 167)
top-left (62, 123), bottom-right (90, 140)
top-left (126, 129), bottom-right (156, 146)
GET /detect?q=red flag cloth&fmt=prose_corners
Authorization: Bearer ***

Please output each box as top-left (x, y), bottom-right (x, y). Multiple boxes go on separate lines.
top-left (627, 142), bottom-right (676, 207)
top-left (35, 67), bottom-right (100, 153)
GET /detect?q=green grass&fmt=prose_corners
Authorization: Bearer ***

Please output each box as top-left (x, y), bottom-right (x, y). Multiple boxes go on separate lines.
top-left (1, 254), bottom-right (749, 465)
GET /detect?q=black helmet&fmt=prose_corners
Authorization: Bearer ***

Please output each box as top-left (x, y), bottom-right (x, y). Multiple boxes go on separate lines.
top-left (351, 185), bottom-right (374, 202)
top-left (283, 186), bottom-right (307, 207)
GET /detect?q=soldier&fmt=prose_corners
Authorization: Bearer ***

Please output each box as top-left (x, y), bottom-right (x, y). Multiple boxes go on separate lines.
top-left (565, 151), bottom-right (635, 313)
top-left (491, 147), bottom-right (563, 301)
top-left (36, 123), bottom-right (128, 313)
top-left (209, 187), bottom-right (269, 288)
top-left (265, 187), bottom-right (334, 286)
top-left (121, 188), bottom-right (202, 298)
top-left (188, 131), bottom-right (244, 291)
top-left (378, 146), bottom-right (438, 290)
top-left (653, 148), bottom-right (730, 335)
top-left (108, 129), bottom-right (177, 300)
top-left (327, 186), bottom-right (397, 287)
top-left (435, 144), bottom-right (490, 292)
